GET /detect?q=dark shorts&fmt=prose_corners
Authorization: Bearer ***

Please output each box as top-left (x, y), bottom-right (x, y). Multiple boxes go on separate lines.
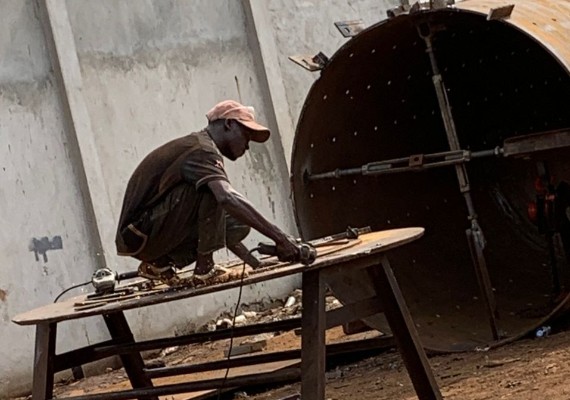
top-left (130, 184), bottom-right (250, 267)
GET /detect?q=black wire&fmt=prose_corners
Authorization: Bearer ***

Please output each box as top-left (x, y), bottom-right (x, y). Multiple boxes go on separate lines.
top-left (53, 281), bottom-right (91, 303)
top-left (217, 247), bottom-right (259, 400)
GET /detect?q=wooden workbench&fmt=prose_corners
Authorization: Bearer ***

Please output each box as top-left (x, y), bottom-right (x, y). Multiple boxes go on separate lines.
top-left (13, 227), bottom-right (442, 400)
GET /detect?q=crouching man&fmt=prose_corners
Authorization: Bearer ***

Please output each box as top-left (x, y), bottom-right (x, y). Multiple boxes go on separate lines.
top-left (115, 100), bottom-right (299, 285)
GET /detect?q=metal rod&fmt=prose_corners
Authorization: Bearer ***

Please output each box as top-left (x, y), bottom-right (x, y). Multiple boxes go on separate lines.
top-left (417, 21), bottom-right (500, 341)
top-left (306, 128), bottom-right (570, 182)
top-left (307, 147), bottom-right (501, 181)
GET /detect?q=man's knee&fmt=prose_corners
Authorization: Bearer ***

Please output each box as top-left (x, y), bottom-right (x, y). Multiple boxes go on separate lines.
top-left (226, 221), bottom-right (251, 245)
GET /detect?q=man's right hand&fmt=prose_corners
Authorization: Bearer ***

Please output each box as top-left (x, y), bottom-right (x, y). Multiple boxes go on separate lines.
top-left (275, 235), bottom-right (300, 262)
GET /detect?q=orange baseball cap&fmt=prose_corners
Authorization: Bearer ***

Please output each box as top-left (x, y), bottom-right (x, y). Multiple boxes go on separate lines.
top-left (206, 100), bottom-right (271, 143)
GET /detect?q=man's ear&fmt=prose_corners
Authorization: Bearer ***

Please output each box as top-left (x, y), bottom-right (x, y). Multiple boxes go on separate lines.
top-left (224, 119), bottom-right (234, 131)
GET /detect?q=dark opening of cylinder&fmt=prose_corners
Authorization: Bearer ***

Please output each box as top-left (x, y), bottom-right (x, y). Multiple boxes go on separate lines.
top-left (291, 7), bottom-right (570, 350)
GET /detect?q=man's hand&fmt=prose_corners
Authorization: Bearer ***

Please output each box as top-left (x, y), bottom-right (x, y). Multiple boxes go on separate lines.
top-left (208, 180), bottom-right (304, 263)
top-left (275, 235), bottom-right (300, 262)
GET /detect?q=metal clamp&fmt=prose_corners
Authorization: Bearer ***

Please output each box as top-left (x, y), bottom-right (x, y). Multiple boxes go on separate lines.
top-left (288, 52), bottom-right (330, 71)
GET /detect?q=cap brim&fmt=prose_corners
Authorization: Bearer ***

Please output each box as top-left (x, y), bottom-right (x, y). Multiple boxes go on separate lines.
top-left (237, 120), bottom-right (271, 143)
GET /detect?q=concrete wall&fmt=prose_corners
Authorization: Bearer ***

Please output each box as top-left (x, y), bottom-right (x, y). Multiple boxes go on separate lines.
top-left (0, 0), bottom-right (398, 397)
top-left (0, 0), bottom-right (109, 395)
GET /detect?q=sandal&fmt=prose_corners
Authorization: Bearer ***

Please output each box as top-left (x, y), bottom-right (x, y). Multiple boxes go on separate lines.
top-left (138, 262), bottom-right (180, 286)
top-left (192, 265), bottom-right (247, 285)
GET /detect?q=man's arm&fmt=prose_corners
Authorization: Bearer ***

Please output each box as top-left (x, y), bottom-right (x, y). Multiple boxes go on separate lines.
top-left (207, 179), bottom-right (299, 261)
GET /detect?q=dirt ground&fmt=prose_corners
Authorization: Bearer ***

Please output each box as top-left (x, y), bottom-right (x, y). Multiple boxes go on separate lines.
top-left (13, 294), bottom-right (570, 400)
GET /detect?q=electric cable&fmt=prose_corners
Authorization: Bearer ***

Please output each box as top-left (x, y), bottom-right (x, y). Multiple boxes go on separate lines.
top-left (53, 281), bottom-right (91, 303)
top-left (216, 246), bottom-right (260, 400)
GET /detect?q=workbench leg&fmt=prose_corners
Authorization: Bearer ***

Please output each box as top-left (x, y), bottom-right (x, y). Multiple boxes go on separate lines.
top-left (32, 322), bottom-right (57, 400)
top-left (103, 312), bottom-right (158, 400)
top-left (301, 269), bottom-right (326, 400)
top-left (368, 256), bottom-right (443, 400)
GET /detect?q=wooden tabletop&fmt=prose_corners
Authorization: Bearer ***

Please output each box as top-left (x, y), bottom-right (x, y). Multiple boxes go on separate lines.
top-left (12, 227), bottom-right (424, 325)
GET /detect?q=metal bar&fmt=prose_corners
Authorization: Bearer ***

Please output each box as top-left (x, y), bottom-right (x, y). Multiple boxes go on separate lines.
top-left (307, 130), bottom-right (569, 182)
top-left (54, 368), bottom-right (301, 400)
top-left (301, 269), bottom-right (326, 400)
top-left (503, 129), bottom-right (570, 157)
top-left (548, 232), bottom-right (563, 295)
top-left (32, 322), bottom-right (57, 400)
top-left (103, 312), bottom-right (157, 400)
top-left (147, 349), bottom-right (302, 379)
top-left (466, 229), bottom-right (500, 340)
top-left (536, 161), bottom-right (564, 296)
top-left (146, 335), bottom-right (395, 379)
top-left (368, 257), bottom-right (443, 400)
top-left (418, 21), bottom-right (500, 341)
top-left (310, 226), bottom-right (372, 246)
top-left (307, 147), bottom-right (501, 181)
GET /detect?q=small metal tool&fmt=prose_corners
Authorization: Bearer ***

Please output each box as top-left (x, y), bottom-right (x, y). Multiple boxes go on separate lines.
top-left (257, 241), bottom-right (317, 265)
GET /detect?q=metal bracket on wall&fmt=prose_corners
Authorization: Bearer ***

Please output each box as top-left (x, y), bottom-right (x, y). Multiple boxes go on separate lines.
top-left (431, 0), bottom-right (454, 10)
top-left (334, 19), bottom-right (366, 37)
top-left (288, 52), bottom-right (329, 72)
top-left (487, 4), bottom-right (515, 21)
top-left (387, 0), bottom-right (454, 18)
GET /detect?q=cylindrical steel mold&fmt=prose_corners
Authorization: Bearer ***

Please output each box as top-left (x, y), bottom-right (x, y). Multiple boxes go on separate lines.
top-left (291, 0), bottom-right (570, 351)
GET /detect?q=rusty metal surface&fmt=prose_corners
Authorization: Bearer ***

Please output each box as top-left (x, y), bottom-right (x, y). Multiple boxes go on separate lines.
top-left (503, 128), bottom-right (570, 156)
top-left (457, 0), bottom-right (570, 72)
top-left (291, 0), bottom-right (570, 351)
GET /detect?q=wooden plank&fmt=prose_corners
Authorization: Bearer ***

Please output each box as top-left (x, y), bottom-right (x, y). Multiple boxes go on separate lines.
top-left (94, 318), bottom-right (302, 359)
top-left (13, 228), bottom-right (424, 326)
top-left (32, 323), bottom-right (57, 400)
top-left (59, 296), bottom-right (381, 369)
top-left (301, 269), bottom-right (326, 400)
top-left (56, 366), bottom-right (301, 400)
top-left (103, 312), bottom-right (157, 400)
top-left (146, 335), bottom-right (395, 379)
top-left (54, 339), bottom-right (115, 372)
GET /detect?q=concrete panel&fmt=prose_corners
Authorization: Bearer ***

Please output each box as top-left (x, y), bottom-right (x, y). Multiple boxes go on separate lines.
top-left (0, 0), bottom-right (108, 396)
top-left (267, 0), bottom-right (401, 163)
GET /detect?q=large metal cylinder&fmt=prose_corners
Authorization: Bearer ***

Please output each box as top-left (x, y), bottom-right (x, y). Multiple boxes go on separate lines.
top-left (291, 0), bottom-right (570, 351)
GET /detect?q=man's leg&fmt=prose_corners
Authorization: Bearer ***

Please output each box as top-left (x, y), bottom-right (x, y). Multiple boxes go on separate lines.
top-left (194, 191), bottom-right (227, 275)
top-left (134, 184), bottom-right (205, 283)
top-left (164, 192), bottom-right (254, 272)
top-left (154, 188), bottom-right (263, 276)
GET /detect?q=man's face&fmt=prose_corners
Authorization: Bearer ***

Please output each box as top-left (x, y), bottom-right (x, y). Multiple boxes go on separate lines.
top-left (225, 119), bottom-right (251, 161)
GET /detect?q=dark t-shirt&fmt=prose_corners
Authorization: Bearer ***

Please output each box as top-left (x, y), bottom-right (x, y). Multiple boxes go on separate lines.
top-left (115, 130), bottom-right (228, 255)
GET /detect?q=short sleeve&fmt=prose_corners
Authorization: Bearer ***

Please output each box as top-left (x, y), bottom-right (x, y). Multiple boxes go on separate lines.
top-left (181, 148), bottom-right (229, 189)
